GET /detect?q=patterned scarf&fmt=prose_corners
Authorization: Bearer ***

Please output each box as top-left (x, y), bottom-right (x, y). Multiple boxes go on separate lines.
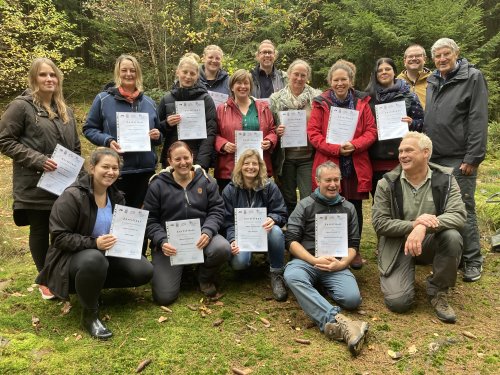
top-left (118, 86), bottom-right (140, 104)
top-left (329, 89), bottom-right (355, 178)
top-left (271, 84), bottom-right (319, 112)
top-left (375, 79), bottom-right (409, 103)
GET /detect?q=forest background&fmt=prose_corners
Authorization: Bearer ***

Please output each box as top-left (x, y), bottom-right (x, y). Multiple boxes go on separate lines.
top-left (0, 1), bottom-right (499, 374)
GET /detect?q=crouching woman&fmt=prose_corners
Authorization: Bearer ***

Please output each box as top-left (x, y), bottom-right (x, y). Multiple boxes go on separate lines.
top-left (36, 148), bottom-right (153, 340)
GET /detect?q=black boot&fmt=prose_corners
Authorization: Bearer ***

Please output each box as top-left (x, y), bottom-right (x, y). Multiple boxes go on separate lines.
top-left (81, 307), bottom-right (112, 340)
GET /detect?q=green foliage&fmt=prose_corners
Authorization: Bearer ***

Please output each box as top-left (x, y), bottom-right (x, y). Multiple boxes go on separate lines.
top-left (0, 0), bottom-right (85, 97)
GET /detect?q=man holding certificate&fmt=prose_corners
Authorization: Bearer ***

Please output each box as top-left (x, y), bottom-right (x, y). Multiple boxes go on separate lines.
top-left (372, 132), bottom-right (466, 323)
top-left (284, 161), bottom-right (369, 356)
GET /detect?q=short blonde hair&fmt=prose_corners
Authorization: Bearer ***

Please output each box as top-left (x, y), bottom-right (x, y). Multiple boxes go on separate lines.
top-left (114, 54), bottom-right (143, 92)
top-left (232, 149), bottom-right (268, 190)
top-left (182, 52), bottom-right (201, 63)
top-left (401, 131), bottom-right (433, 158)
top-left (177, 56), bottom-right (200, 72)
top-left (229, 69), bottom-right (253, 98)
top-left (203, 45), bottom-right (223, 58)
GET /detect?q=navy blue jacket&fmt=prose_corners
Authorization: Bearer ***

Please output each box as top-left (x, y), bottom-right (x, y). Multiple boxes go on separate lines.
top-left (83, 88), bottom-right (161, 175)
top-left (222, 181), bottom-right (288, 243)
top-left (199, 66), bottom-right (230, 95)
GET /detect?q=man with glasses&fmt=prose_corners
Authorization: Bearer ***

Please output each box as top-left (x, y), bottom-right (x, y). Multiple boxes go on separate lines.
top-left (424, 38), bottom-right (488, 282)
top-left (250, 40), bottom-right (287, 99)
top-left (397, 44), bottom-right (431, 108)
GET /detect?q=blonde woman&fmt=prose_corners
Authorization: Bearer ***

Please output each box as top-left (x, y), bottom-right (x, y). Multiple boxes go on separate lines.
top-left (158, 56), bottom-right (216, 169)
top-left (222, 149), bottom-right (288, 301)
top-left (0, 58), bottom-right (81, 299)
top-left (199, 45), bottom-right (230, 95)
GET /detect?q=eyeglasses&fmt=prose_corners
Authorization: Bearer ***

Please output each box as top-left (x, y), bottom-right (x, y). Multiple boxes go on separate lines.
top-left (405, 54), bottom-right (424, 60)
top-left (259, 50), bottom-right (275, 56)
top-left (434, 51), bottom-right (453, 60)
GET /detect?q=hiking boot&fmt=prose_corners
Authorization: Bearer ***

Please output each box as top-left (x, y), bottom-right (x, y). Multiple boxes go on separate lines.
top-left (81, 307), bottom-right (112, 340)
top-left (199, 281), bottom-right (217, 297)
top-left (462, 264), bottom-right (482, 282)
top-left (429, 291), bottom-right (456, 323)
top-left (324, 313), bottom-right (369, 356)
top-left (38, 285), bottom-right (55, 300)
top-left (270, 269), bottom-right (288, 302)
top-left (350, 252), bottom-right (364, 270)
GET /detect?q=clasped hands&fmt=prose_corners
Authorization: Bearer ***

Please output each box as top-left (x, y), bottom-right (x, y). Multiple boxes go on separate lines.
top-left (314, 256), bottom-right (346, 272)
top-left (405, 214), bottom-right (440, 257)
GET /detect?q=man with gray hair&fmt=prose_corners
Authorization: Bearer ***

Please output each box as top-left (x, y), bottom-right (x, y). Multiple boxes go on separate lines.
top-left (284, 161), bottom-right (368, 356)
top-left (424, 37), bottom-right (488, 282)
top-left (372, 132), bottom-right (466, 323)
top-left (397, 44), bottom-right (431, 108)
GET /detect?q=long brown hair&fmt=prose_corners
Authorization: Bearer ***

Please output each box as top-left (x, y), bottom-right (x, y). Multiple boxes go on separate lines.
top-left (232, 149), bottom-right (267, 190)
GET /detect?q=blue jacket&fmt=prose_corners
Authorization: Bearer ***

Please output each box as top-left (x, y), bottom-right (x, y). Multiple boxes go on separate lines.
top-left (199, 65), bottom-right (230, 95)
top-left (83, 88), bottom-right (161, 175)
top-left (222, 181), bottom-right (288, 243)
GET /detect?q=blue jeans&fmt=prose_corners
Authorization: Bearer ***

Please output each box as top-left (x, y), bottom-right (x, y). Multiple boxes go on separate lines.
top-left (431, 157), bottom-right (482, 266)
top-left (230, 226), bottom-right (285, 270)
top-left (284, 258), bottom-right (362, 331)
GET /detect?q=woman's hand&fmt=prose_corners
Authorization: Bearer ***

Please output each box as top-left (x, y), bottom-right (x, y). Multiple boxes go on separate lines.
top-left (109, 140), bottom-right (123, 153)
top-left (262, 217), bottom-right (275, 232)
top-left (149, 128), bottom-right (161, 140)
top-left (96, 234), bottom-right (117, 251)
top-left (223, 142), bottom-right (236, 153)
top-left (230, 241), bottom-right (239, 255)
top-left (402, 116), bottom-right (413, 125)
top-left (339, 142), bottom-right (355, 156)
top-left (167, 114), bottom-right (181, 127)
top-left (161, 242), bottom-right (177, 256)
top-left (276, 124), bottom-right (286, 137)
top-left (261, 139), bottom-right (272, 151)
top-left (43, 158), bottom-right (58, 172)
top-left (196, 233), bottom-right (211, 249)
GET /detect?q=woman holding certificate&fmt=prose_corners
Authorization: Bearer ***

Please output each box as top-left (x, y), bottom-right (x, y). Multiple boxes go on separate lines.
top-left (270, 59), bottom-right (321, 214)
top-left (83, 54), bottom-right (161, 209)
top-left (0, 58), bottom-right (81, 300)
top-left (222, 149), bottom-right (288, 301)
top-left (36, 148), bottom-right (153, 340)
top-left (158, 56), bottom-right (216, 170)
top-left (215, 69), bottom-right (277, 191)
top-left (308, 60), bottom-right (377, 269)
top-left (144, 141), bottom-right (231, 305)
top-left (364, 57), bottom-right (424, 195)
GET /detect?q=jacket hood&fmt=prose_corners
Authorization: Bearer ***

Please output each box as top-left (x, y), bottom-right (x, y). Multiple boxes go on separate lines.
top-left (150, 165), bottom-right (210, 185)
top-left (170, 81), bottom-right (208, 100)
top-left (383, 162), bottom-right (453, 183)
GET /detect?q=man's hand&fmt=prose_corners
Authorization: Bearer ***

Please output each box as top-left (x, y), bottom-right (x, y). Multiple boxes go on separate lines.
top-left (405, 224), bottom-right (426, 256)
top-left (314, 256), bottom-right (346, 272)
top-left (460, 162), bottom-right (477, 176)
top-left (413, 214), bottom-right (439, 229)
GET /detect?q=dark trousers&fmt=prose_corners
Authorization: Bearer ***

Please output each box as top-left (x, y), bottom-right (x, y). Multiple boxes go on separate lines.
top-left (69, 249), bottom-right (153, 309)
top-left (25, 209), bottom-right (51, 272)
top-left (116, 172), bottom-right (154, 209)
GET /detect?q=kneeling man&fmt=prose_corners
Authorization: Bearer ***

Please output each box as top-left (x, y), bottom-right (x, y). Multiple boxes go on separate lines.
top-left (372, 132), bottom-right (466, 323)
top-left (284, 161), bottom-right (368, 356)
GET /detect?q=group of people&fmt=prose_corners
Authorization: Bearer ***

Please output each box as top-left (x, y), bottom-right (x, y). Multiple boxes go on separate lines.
top-left (0, 36), bottom-right (488, 357)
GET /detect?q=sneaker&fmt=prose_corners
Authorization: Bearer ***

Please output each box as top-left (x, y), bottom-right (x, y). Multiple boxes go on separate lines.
top-left (429, 291), bottom-right (456, 323)
top-left (324, 313), bottom-right (369, 356)
top-left (350, 252), bottom-right (364, 270)
top-left (462, 264), bottom-right (482, 282)
top-left (270, 270), bottom-right (288, 302)
top-left (199, 281), bottom-right (217, 297)
top-left (38, 285), bottom-right (55, 300)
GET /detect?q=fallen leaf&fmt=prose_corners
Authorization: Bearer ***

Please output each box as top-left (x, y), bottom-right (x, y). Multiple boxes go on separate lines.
top-left (368, 345), bottom-right (375, 350)
top-left (64, 337), bottom-right (70, 342)
top-left (187, 305), bottom-right (198, 311)
top-left (371, 317), bottom-right (380, 322)
top-left (295, 327), bottom-right (301, 331)
top-left (61, 301), bottom-right (72, 315)
top-left (213, 318), bottom-right (224, 327)
top-left (11, 292), bottom-right (26, 297)
top-left (477, 353), bottom-right (485, 358)
top-left (199, 298), bottom-right (204, 303)
top-left (27, 287), bottom-right (34, 292)
top-left (200, 311), bottom-right (207, 318)
top-left (428, 342), bottom-right (440, 352)
top-left (246, 324), bottom-right (257, 332)
top-left (160, 306), bottom-right (173, 313)
top-left (138, 338), bottom-right (147, 341)
top-left (31, 316), bottom-right (40, 328)
top-left (136, 359), bottom-right (152, 373)
top-left (102, 314), bottom-right (111, 322)
top-left (462, 331), bottom-right (477, 339)
top-left (254, 310), bottom-right (260, 315)
top-left (75, 334), bottom-right (82, 341)
top-left (431, 319), bottom-right (440, 324)
top-left (294, 338), bottom-right (311, 345)
top-left (231, 367), bottom-right (253, 375)
top-left (433, 333), bottom-right (439, 337)
top-left (235, 339), bottom-right (241, 344)
top-left (213, 301), bottom-right (224, 307)
top-left (158, 316), bottom-right (168, 323)
top-left (357, 310), bottom-right (366, 315)
top-left (260, 317), bottom-right (271, 328)
top-left (387, 350), bottom-right (402, 359)
top-left (408, 345), bottom-right (417, 355)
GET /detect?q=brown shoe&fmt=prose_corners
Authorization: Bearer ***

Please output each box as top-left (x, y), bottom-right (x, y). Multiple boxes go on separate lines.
top-left (350, 252), bottom-right (364, 270)
top-left (199, 281), bottom-right (217, 297)
top-left (324, 313), bottom-right (368, 356)
top-left (429, 291), bottom-right (456, 323)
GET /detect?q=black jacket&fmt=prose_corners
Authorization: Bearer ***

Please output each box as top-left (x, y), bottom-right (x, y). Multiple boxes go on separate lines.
top-left (36, 174), bottom-right (125, 299)
top-left (157, 83), bottom-right (216, 169)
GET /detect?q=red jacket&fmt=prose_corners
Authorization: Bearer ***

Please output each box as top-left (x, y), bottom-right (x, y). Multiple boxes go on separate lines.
top-left (308, 89), bottom-right (377, 192)
top-left (215, 98), bottom-right (277, 179)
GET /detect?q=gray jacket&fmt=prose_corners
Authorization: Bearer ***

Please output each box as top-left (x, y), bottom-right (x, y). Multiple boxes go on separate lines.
top-left (424, 58), bottom-right (488, 166)
top-left (285, 193), bottom-right (360, 255)
top-left (0, 93), bottom-right (80, 213)
top-left (372, 163), bottom-right (466, 276)
top-left (250, 64), bottom-right (287, 98)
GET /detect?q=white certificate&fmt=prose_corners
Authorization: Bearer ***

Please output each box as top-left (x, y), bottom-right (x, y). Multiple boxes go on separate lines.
top-left (375, 101), bottom-right (408, 141)
top-left (326, 107), bottom-right (359, 145)
top-left (116, 112), bottom-right (151, 152)
top-left (235, 130), bottom-right (263, 163)
top-left (37, 144), bottom-right (84, 196)
top-left (175, 100), bottom-right (207, 140)
top-left (279, 110), bottom-right (307, 148)
top-left (166, 218), bottom-right (204, 266)
top-left (235, 207), bottom-right (268, 252)
top-left (315, 213), bottom-right (348, 258)
top-left (208, 91), bottom-right (228, 109)
top-left (106, 205), bottom-right (149, 260)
